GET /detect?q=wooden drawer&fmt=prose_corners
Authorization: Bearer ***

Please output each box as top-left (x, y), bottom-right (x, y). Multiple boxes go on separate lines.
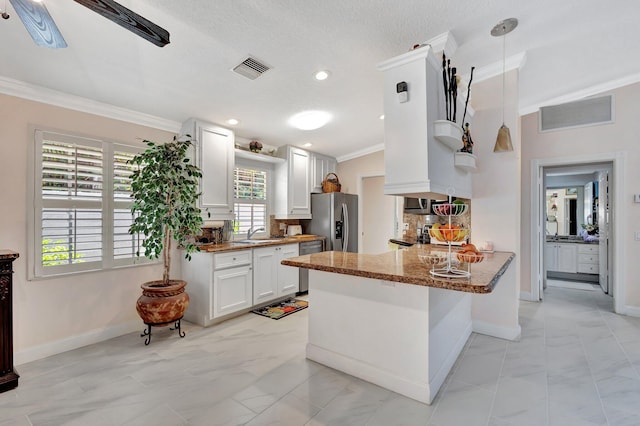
top-left (578, 253), bottom-right (598, 264)
top-left (578, 244), bottom-right (598, 254)
top-left (578, 263), bottom-right (599, 274)
top-left (213, 250), bottom-right (252, 269)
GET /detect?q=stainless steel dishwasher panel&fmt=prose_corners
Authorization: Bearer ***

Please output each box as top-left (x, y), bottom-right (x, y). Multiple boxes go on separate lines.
top-left (298, 240), bottom-right (324, 294)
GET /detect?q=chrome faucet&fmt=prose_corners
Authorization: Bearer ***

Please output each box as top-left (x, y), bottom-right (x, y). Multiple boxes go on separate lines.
top-left (247, 226), bottom-right (265, 240)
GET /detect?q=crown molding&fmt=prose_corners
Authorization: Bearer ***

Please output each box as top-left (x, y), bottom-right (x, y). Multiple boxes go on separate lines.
top-left (337, 143), bottom-right (384, 163)
top-left (470, 52), bottom-right (528, 84)
top-left (0, 76), bottom-right (181, 132)
top-left (425, 31), bottom-right (458, 56)
top-left (519, 72), bottom-right (640, 116)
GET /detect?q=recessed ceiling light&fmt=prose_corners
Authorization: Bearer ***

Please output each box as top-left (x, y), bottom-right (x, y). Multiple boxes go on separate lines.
top-left (226, 118), bottom-right (239, 125)
top-left (288, 110), bottom-right (331, 130)
top-left (314, 70), bottom-right (331, 81)
top-left (379, 114), bottom-right (385, 120)
top-left (303, 143), bottom-right (313, 148)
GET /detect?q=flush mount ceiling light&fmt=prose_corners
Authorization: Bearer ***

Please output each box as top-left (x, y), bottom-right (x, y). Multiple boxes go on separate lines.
top-left (288, 110), bottom-right (331, 130)
top-left (226, 118), bottom-right (239, 125)
top-left (491, 17), bottom-right (518, 153)
top-left (303, 142), bottom-right (313, 148)
top-left (314, 70), bottom-right (331, 81)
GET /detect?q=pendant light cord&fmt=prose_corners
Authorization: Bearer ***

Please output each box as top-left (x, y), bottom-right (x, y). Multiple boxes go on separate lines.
top-left (502, 29), bottom-right (506, 125)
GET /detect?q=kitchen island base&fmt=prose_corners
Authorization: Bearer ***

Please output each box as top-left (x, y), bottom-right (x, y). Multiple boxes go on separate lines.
top-left (306, 270), bottom-right (472, 404)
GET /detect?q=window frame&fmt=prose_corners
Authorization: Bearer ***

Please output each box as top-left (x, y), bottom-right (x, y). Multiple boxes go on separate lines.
top-left (28, 128), bottom-right (154, 280)
top-left (232, 161), bottom-right (271, 239)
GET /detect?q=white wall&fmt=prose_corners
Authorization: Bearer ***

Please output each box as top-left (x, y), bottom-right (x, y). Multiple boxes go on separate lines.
top-left (0, 93), bottom-right (179, 363)
top-left (521, 82), bottom-right (640, 310)
top-left (466, 70), bottom-right (521, 335)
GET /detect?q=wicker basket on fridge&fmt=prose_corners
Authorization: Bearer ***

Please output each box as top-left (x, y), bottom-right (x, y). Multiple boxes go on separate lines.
top-left (322, 173), bottom-right (342, 193)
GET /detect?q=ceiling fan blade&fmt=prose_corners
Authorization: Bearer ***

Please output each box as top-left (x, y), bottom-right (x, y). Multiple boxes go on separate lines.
top-left (8, 0), bottom-right (67, 48)
top-left (72, 0), bottom-right (170, 47)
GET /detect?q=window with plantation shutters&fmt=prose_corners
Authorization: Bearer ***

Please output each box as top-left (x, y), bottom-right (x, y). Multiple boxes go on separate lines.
top-left (31, 130), bottom-right (151, 278)
top-left (233, 167), bottom-right (267, 236)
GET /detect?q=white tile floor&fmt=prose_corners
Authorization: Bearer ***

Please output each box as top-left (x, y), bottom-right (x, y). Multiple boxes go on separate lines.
top-left (2, 283), bottom-right (640, 425)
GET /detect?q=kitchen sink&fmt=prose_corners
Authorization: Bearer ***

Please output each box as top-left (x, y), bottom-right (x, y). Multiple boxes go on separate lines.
top-left (233, 239), bottom-right (282, 244)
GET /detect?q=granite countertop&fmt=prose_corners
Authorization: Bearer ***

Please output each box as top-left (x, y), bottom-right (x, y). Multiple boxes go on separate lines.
top-left (282, 245), bottom-right (514, 294)
top-left (545, 237), bottom-right (599, 244)
top-left (194, 235), bottom-right (325, 253)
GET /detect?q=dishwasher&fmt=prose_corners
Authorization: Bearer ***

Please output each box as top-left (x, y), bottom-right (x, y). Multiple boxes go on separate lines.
top-left (298, 240), bottom-right (324, 294)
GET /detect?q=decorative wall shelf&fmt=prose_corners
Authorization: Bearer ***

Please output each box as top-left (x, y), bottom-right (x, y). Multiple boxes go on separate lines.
top-left (235, 148), bottom-right (285, 164)
top-left (434, 120), bottom-right (464, 151)
top-left (454, 152), bottom-right (477, 171)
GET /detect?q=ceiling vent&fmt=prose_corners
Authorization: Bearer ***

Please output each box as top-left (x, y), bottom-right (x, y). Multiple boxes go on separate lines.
top-left (540, 95), bottom-right (613, 132)
top-left (232, 57), bottom-right (270, 80)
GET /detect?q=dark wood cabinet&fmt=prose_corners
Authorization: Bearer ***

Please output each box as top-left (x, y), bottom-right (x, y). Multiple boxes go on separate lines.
top-left (0, 251), bottom-right (19, 393)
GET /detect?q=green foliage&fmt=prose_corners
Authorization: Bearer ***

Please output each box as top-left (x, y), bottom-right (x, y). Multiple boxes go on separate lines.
top-left (42, 239), bottom-right (83, 266)
top-left (128, 135), bottom-right (203, 283)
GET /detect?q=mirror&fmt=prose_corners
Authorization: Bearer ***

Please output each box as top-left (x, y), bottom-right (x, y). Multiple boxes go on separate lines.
top-left (546, 188), bottom-right (582, 236)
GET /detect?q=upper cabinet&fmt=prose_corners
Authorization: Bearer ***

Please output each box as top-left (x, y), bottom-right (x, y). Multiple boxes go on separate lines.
top-left (274, 146), bottom-right (312, 219)
top-left (182, 119), bottom-right (235, 220)
top-left (377, 47), bottom-right (472, 199)
top-left (311, 153), bottom-right (338, 194)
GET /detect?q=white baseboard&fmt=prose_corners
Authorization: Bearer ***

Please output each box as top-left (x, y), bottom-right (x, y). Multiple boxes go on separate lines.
top-left (306, 343), bottom-right (433, 404)
top-left (15, 320), bottom-right (141, 365)
top-left (623, 305), bottom-right (640, 318)
top-left (519, 291), bottom-right (535, 301)
top-left (473, 320), bottom-right (521, 341)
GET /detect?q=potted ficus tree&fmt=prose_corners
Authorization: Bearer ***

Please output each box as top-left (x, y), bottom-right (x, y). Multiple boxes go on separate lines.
top-left (129, 135), bottom-right (203, 343)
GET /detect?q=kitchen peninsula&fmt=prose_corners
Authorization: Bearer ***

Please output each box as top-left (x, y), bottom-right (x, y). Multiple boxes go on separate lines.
top-left (282, 246), bottom-right (516, 404)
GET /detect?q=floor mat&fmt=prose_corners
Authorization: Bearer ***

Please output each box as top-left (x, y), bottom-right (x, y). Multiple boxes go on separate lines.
top-left (251, 298), bottom-right (308, 320)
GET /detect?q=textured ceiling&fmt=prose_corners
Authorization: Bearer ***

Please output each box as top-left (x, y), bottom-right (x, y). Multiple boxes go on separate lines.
top-left (1, 0), bottom-right (638, 158)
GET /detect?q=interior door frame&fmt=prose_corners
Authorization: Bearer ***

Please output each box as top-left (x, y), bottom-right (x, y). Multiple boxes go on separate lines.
top-left (530, 152), bottom-right (625, 313)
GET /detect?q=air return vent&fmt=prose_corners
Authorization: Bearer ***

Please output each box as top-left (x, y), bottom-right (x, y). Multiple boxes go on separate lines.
top-left (232, 57), bottom-right (270, 80)
top-left (540, 95), bottom-right (613, 132)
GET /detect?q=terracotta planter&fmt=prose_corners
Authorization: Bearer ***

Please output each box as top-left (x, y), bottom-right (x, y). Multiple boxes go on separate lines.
top-left (136, 280), bottom-right (189, 326)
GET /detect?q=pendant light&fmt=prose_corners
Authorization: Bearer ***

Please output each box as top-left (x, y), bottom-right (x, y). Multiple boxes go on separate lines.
top-left (491, 18), bottom-right (518, 152)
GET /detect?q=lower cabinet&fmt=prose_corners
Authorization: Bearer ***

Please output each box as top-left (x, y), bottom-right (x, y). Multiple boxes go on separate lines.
top-left (546, 242), bottom-right (598, 275)
top-left (181, 243), bottom-right (302, 327)
top-left (577, 244), bottom-right (599, 274)
top-left (182, 249), bottom-right (253, 326)
top-left (212, 264), bottom-right (253, 318)
top-left (253, 244), bottom-right (299, 305)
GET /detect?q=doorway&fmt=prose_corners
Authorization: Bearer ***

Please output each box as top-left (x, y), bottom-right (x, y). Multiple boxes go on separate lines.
top-left (359, 175), bottom-right (398, 254)
top-left (531, 153), bottom-right (624, 313)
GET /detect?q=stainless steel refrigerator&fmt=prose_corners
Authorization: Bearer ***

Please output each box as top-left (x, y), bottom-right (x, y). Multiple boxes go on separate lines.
top-left (307, 192), bottom-right (358, 252)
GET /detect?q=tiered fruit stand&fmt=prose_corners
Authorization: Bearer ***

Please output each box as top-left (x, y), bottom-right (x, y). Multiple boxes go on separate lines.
top-left (423, 198), bottom-right (483, 278)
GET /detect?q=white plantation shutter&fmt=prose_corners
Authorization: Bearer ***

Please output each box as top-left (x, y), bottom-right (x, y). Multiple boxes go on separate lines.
top-left (233, 167), bottom-right (267, 235)
top-left (38, 135), bottom-right (104, 275)
top-left (112, 147), bottom-right (146, 263)
top-left (32, 131), bottom-right (149, 278)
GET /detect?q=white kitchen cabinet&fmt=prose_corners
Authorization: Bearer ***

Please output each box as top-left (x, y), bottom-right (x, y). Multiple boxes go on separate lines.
top-left (182, 118), bottom-right (234, 220)
top-left (311, 153), bottom-right (337, 193)
top-left (213, 264), bottom-right (253, 318)
top-left (274, 146), bottom-right (312, 219)
top-left (377, 46), bottom-right (471, 199)
top-left (181, 249), bottom-right (252, 326)
top-left (252, 243), bottom-right (300, 304)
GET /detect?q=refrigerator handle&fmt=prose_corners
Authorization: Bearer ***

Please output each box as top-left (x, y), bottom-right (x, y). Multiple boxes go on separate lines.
top-left (342, 202), bottom-right (349, 252)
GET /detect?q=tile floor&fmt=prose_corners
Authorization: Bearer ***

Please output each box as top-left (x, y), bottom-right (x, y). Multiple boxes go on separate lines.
top-left (2, 283), bottom-right (640, 425)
